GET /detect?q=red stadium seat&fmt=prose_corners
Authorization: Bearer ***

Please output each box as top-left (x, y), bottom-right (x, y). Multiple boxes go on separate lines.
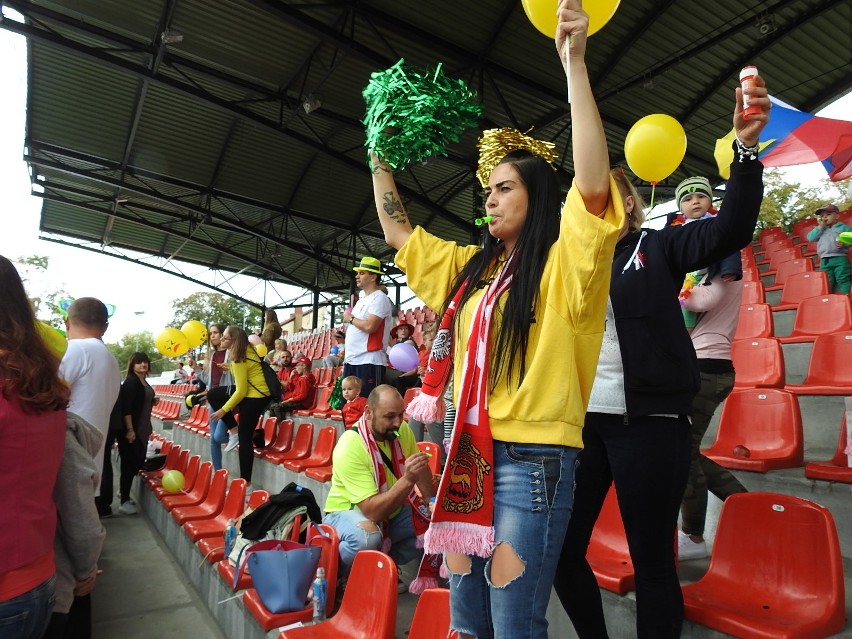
top-left (770, 270), bottom-right (828, 311)
top-left (764, 258), bottom-right (813, 292)
top-left (265, 423), bottom-right (313, 464)
top-left (407, 589), bottom-right (458, 639)
top-left (293, 387), bottom-right (320, 417)
top-left (142, 445), bottom-right (182, 484)
top-left (162, 460), bottom-right (213, 511)
top-left (740, 281), bottom-right (764, 304)
top-left (183, 478), bottom-right (247, 542)
top-left (758, 246), bottom-right (796, 273)
top-left (731, 338), bottom-right (784, 388)
top-left (310, 387), bottom-right (333, 419)
top-left (259, 419), bottom-right (294, 459)
top-left (278, 550), bottom-right (397, 639)
top-left (153, 453), bottom-right (199, 499)
top-left (702, 389), bottom-right (804, 472)
top-left (304, 465), bottom-right (332, 482)
top-left (777, 294), bottom-right (852, 344)
top-left (417, 441), bottom-right (441, 475)
top-left (243, 525), bottom-right (340, 631)
top-left (196, 490), bottom-right (270, 564)
top-left (587, 485), bottom-right (635, 595)
top-left (757, 227), bottom-right (788, 249)
top-left (733, 304), bottom-right (774, 340)
top-left (804, 415), bottom-right (852, 484)
top-left (785, 332), bottom-right (852, 394)
top-left (283, 426), bottom-right (337, 472)
top-left (682, 493), bottom-right (845, 639)
top-left (171, 469), bottom-right (229, 524)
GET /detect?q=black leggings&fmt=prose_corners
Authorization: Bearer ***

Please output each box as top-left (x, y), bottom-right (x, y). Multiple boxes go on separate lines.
top-left (206, 386), bottom-right (269, 483)
top-left (116, 433), bottom-right (145, 503)
top-left (554, 412), bottom-right (691, 639)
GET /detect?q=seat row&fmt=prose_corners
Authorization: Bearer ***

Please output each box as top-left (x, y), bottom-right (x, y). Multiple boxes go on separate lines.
top-left (142, 436), bottom-right (456, 639)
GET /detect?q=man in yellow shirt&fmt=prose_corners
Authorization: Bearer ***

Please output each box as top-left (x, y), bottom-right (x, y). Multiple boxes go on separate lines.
top-left (323, 386), bottom-right (433, 579)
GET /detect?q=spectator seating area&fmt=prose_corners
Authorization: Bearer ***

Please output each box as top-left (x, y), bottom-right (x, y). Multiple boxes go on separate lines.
top-left (129, 224), bottom-right (850, 638)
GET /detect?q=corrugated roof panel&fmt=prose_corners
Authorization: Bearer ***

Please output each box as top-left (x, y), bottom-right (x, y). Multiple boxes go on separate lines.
top-left (28, 45), bottom-right (138, 161)
top-left (34, 0), bottom-right (164, 42)
top-left (128, 84), bottom-right (234, 185)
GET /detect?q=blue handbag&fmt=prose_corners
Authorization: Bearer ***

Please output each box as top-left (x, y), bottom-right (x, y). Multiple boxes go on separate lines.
top-left (233, 526), bottom-right (327, 613)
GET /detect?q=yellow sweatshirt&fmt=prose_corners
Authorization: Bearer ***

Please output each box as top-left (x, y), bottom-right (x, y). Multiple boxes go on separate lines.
top-left (395, 181), bottom-right (623, 448)
top-left (221, 347), bottom-right (270, 413)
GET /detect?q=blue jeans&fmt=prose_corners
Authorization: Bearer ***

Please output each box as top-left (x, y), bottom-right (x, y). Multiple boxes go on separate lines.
top-left (447, 441), bottom-right (579, 639)
top-left (209, 413), bottom-right (229, 471)
top-left (323, 506), bottom-right (419, 577)
top-left (0, 577), bottom-right (55, 639)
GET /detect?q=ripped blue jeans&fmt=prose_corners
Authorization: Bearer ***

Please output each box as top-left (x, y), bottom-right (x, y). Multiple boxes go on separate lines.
top-left (323, 506), bottom-right (419, 577)
top-left (447, 441), bottom-right (578, 639)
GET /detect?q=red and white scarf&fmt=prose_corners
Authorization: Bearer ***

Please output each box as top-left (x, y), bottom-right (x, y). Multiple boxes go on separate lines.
top-left (355, 415), bottom-right (439, 593)
top-left (410, 257), bottom-right (513, 558)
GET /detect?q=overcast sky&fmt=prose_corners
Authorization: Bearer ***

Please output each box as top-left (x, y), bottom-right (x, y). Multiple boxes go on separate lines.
top-left (1, 8), bottom-right (848, 340)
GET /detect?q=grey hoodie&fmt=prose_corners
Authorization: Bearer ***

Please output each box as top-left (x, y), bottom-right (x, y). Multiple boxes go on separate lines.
top-left (52, 412), bottom-right (107, 613)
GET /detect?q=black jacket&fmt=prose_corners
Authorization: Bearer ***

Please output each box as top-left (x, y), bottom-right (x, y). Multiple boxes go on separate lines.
top-left (610, 148), bottom-right (763, 418)
top-left (120, 374), bottom-right (151, 433)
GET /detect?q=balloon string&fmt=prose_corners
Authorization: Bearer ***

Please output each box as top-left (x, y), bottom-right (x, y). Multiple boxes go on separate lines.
top-left (649, 182), bottom-right (657, 210)
top-left (564, 39), bottom-right (571, 104)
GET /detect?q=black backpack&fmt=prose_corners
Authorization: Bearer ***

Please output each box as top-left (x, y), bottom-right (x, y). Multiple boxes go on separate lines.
top-left (248, 351), bottom-right (283, 403)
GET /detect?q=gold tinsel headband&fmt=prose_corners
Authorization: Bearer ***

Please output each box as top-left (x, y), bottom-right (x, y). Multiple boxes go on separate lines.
top-left (476, 128), bottom-right (559, 187)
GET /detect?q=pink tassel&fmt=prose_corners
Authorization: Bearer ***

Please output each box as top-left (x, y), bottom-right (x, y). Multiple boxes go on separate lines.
top-left (408, 576), bottom-right (439, 595)
top-left (439, 562), bottom-right (449, 580)
top-left (407, 392), bottom-right (444, 424)
top-left (425, 522), bottom-right (495, 558)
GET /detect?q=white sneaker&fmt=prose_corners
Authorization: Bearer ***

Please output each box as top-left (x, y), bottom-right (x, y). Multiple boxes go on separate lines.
top-left (224, 432), bottom-right (240, 452)
top-left (677, 530), bottom-right (708, 561)
top-left (118, 500), bottom-right (138, 515)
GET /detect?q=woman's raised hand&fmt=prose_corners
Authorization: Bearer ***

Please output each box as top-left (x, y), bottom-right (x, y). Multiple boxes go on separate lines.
top-left (555, 0), bottom-right (590, 70)
top-left (734, 75), bottom-right (770, 148)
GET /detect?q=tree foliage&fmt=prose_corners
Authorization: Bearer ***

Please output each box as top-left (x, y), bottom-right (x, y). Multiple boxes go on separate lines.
top-left (13, 255), bottom-right (72, 328)
top-left (105, 331), bottom-right (167, 376)
top-left (170, 292), bottom-right (262, 331)
top-left (756, 171), bottom-right (852, 235)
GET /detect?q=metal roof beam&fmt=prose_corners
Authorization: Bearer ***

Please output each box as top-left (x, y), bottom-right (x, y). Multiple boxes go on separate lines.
top-left (679, 0), bottom-right (845, 126)
top-left (3, 17), bottom-right (470, 232)
top-left (38, 235), bottom-right (263, 309)
top-left (27, 153), bottom-right (354, 280)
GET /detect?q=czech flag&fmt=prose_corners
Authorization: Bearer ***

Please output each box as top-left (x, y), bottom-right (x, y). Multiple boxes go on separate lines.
top-left (715, 96), bottom-right (852, 181)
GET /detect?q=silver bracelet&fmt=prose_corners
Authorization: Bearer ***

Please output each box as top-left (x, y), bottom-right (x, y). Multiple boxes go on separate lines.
top-left (734, 136), bottom-right (759, 163)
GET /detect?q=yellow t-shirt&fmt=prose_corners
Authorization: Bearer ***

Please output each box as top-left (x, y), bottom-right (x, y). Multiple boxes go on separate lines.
top-left (221, 347), bottom-right (270, 413)
top-left (324, 422), bottom-right (419, 517)
top-left (395, 181), bottom-right (624, 448)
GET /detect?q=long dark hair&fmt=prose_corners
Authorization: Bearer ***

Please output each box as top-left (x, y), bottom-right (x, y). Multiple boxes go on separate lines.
top-left (0, 255), bottom-right (71, 412)
top-left (443, 150), bottom-right (561, 388)
top-left (126, 352), bottom-right (151, 379)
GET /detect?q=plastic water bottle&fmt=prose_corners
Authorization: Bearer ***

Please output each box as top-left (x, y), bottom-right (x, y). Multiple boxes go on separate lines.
top-left (311, 567), bottom-right (327, 624)
top-left (223, 518), bottom-right (237, 557)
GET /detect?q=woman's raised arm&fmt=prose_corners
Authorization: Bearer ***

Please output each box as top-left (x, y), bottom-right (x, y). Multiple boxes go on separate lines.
top-left (556, 0), bottom-right (609, 215)
top-left (370, 152), bottom-right (414, 250)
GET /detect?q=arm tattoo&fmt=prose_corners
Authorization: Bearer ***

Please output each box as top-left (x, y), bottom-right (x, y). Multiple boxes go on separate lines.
top-left (382, 192), bottom-right (408, 225)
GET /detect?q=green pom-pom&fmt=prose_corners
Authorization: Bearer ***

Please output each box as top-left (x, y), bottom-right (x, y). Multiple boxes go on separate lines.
top-left (363, 59), bottom-right (482, 171)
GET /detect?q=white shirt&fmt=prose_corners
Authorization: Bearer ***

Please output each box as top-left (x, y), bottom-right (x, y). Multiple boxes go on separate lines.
top-left (588, 298), bottom-right (627, 414)
top-left (345, 290), bottom-right (393, 366)
top-left (59, 338), bottom-right (120, 494)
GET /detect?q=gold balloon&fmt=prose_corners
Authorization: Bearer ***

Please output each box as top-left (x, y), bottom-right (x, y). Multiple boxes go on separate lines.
top-left (254, 344), bottom-right (268, 358)
top-left (155, 327), bottom-right (190, 358)
top-left (522, 0), bottom-right (620, 38)
top-left (624, 114), bottom-right (687, 183)
top-left (181, 320), bottom-right (208, 348)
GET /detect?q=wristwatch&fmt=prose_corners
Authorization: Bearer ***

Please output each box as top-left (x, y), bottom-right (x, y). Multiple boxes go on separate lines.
top-left (348, 317), bottom-right (354, 324)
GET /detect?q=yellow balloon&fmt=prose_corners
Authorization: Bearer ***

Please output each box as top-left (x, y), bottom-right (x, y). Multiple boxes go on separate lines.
top-left (181, 320), bottom-right (208, 348)
top-left (624, 114), bottom-right (687, 183)
top-left (155, 327), bottom-right (190, 358)
top-left (254, 344), bottom-right (268, 358)
top-left (161, 469), bottom-right (185, 493)
top-left (36, 321), bottom-right (67, 358)
top-left (522, 0), bottom-right (620, 38)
